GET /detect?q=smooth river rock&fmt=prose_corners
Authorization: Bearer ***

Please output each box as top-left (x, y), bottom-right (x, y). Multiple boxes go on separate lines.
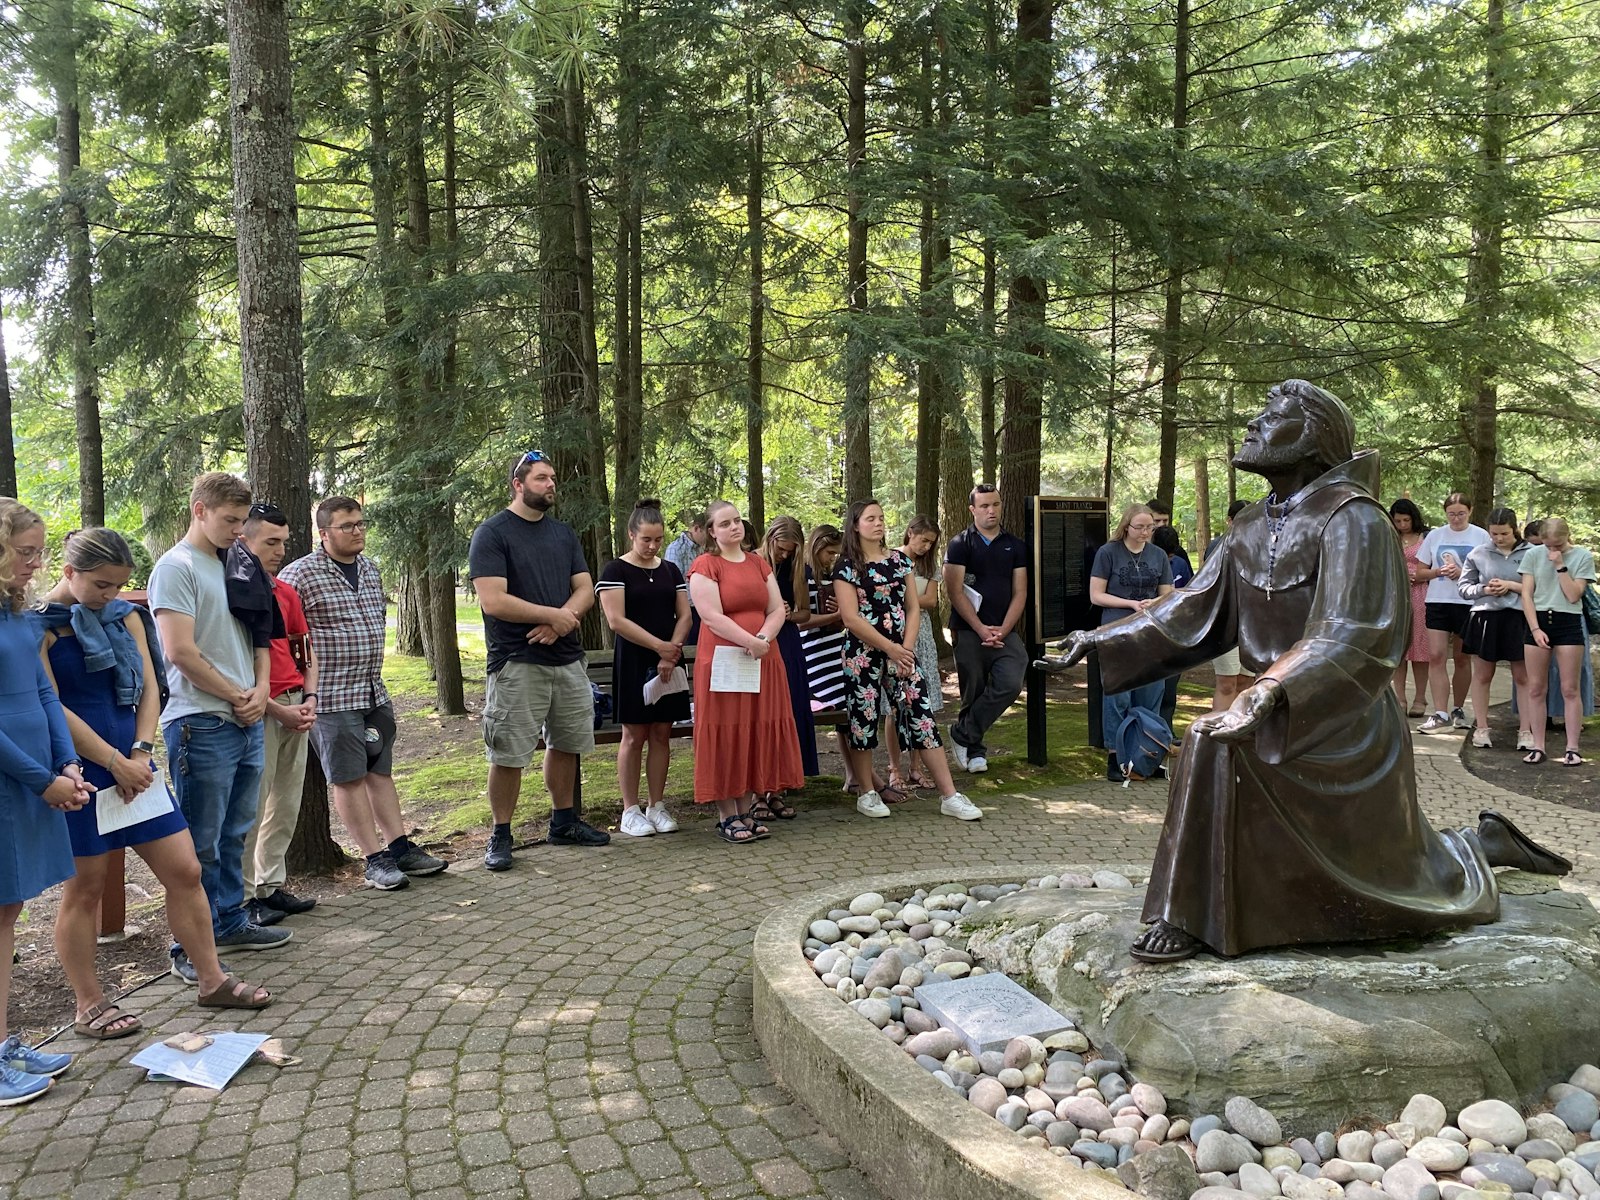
top-left (958, 880), bottom-right (1600, 1132)
top-left (1228, 1095), bottom-right (1285, 1146)
top-left (1459, 1101), bottom-right (1529, 1149)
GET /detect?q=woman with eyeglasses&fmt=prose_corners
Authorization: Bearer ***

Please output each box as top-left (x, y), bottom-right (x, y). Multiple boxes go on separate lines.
top-left (1089, 503), bottom-right (1175, 782)
top-left (0, 499), bottom-right (91, 1105)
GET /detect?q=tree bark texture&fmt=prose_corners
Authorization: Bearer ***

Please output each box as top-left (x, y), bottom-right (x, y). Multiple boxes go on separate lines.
top-left (0, 300), bottom-right (15, 499)
top-left (747, 64), bottom-right (767, 531)
top-left (53, 0), bottom-right (104, 527)
top-left (1464, 0), bottom-right (1506, 517)
top-left (979, 0), bottom-right (1000, 486)
top-left (612, 3), bottom-right (643, 548)
top-left (998, 0), bottom-right (1052, 533)
top-left (1155, 0), bottom-right (1189, 511)
top-left (1194, 456), bottom-right (1210, 555)
top-left (842, 0), bottom-right (872, 503)
top-left (286, 757), bottom-right (346, 875)
top-left (395, 567), bottom-right (425, 657)
top-left (914, 26), bottom-right (950, 524)
top-left (228, 0), bottom-right (311, 558)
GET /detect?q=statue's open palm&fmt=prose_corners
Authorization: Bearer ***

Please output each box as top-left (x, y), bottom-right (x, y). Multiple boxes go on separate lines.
top-left (1190, 680), bottom-right (1283, 743)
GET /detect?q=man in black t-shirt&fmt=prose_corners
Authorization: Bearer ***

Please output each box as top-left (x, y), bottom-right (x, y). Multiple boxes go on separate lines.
top-left (943, 483), bottom-right (1029, 772)
top-left (468, 450), bottom-right (607, 869)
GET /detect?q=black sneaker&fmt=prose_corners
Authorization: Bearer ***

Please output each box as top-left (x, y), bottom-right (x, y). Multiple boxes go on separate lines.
top-left (259, 888), bottom-right (317, 915)
top-left (391, 838), bottom-right (448, 877)
top-left (547, 818), bottom-right (610, 847)
top-left (246, 899), bottom-right (287, 927)
top-left (1106, 753), bottom-right (1122, 784)
top-left (215, 922), bottom-right (294, 951)
top-left (484, 828), bottom-right (514, 871)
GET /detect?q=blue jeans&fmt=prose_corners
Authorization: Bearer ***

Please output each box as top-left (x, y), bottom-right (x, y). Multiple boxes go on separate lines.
top-left (164, 713), bottom-right (265, 940)
top-left (1103, 681), bottom-right (1169, 751)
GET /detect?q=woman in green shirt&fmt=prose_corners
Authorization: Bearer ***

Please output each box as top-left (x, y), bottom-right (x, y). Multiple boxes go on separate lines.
top-left (1519, 517), bottom-right (1595, 766)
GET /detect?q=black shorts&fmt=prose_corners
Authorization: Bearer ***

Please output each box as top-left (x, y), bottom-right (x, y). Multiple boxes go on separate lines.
top-left (1526, 609), bottom-right (1585, 648)
top-left (1462, 609), bottom-right (1524, 663)
top-left (1424, 602), bottom-right (1470, 638)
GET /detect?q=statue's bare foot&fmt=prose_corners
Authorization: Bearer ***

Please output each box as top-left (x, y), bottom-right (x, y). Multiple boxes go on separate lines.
top-left (1129, 921), bottom-right (1201, 963)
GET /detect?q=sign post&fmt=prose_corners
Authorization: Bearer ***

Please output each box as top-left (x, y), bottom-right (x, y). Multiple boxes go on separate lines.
top-left (1025, 496), bottom-right (1110, 765)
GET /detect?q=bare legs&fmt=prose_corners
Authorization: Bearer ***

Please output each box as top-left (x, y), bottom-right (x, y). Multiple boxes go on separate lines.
top-left (331, 773), bottom-right (408, 856)
top-left (0, 902), bottom-right (19, 1043)
top-left (1392, 660), bottom-right (1429, 712)
top-left (1522, 645), bottom-right (1582, 756)
top-left (1426, 628), bottom-right (1469, 716)
top-left (617, 723), bottom-right (673, 811)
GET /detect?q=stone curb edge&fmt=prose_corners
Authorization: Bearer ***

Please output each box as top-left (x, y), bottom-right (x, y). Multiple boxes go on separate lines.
top-left (752, 861), bottom-right (1144, 1200)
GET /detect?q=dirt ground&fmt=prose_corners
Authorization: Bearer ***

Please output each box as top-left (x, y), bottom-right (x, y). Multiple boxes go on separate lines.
top-left (1459, 700), bottom-right (1599, 814)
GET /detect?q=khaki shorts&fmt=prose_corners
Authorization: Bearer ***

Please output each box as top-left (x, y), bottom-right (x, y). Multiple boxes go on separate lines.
top-left (1212, 647), bottom-right (1244, 678)
top-left (483, 659), bottom-right (596, 767)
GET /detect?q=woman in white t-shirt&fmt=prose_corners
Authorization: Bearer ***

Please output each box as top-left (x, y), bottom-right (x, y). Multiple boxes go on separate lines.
top-left (1414, 493), bottom-right (1491, 734)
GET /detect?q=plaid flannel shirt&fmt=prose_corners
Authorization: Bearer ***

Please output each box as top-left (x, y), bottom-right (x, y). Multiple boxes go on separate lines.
top-left (278, 549), bottom-right (389, 713)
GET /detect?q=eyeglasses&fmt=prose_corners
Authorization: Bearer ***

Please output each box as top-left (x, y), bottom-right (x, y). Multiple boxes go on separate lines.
top-left (512, 449), bottom-right (551, 483)
top-left (12, 546), bottom-right (45, 564)
top-left (330, 521), bottom-right (368, 534)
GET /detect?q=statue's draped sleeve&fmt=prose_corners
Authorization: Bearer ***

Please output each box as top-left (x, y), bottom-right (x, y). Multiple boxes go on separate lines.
top-left (1096, 538), bottom-right (1236, 691)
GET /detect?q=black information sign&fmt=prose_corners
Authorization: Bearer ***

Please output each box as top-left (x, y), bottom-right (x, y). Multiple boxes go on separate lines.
top-left (1025, 496), bottom-right (1111, 765)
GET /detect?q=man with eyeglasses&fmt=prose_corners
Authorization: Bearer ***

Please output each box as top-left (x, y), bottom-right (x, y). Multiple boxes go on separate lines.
top-left (280, 497), bottom-right (447, 890)
top-left (470, 450), bottom-right (607, 870)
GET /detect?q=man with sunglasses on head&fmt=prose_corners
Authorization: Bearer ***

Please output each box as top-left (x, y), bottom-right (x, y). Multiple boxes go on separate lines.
top-left (239, 503), bottom-right (320, 927)
top-left (280, 498), bottom-right (447, 890)
top-left (470, 450), bottom-right (608, 871)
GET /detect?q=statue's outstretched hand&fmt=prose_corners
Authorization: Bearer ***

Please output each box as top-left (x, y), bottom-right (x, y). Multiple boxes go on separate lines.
top-left (1190, 679), bottom-right (1284, 743)
top-left (1034, 629), bottom-right (1096, 674)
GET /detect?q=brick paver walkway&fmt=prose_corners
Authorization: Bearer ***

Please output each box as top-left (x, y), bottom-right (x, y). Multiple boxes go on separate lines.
top-left (1, 724), bottom-right (1593, 1200)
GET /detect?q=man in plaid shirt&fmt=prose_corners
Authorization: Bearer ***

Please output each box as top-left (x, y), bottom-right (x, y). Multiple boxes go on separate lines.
top-left (279, 497), bottom-right (447, 889)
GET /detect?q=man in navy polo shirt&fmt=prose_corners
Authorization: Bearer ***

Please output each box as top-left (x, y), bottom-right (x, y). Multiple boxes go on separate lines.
top-left (943, 483), bottom-right (1028, 773)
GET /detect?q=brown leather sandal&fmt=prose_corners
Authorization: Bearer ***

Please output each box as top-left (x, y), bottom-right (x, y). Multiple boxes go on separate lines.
top-left (198, 975), bottom-right (273, 1009)
top-left (75, 1002), bottom-right (143, 1040)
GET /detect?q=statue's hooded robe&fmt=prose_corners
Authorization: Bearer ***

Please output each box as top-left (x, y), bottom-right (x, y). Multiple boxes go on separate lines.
top-left (1097, 450), bottom-right (1498, 955)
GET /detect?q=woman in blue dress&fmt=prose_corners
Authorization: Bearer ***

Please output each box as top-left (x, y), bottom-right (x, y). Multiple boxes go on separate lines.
top-left (39, 529), bottom-right (271, 1029)
top-left (0, 499), bottom-right (89, 1106)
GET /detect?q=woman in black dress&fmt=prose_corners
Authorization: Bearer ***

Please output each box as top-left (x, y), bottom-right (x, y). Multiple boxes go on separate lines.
top-left (756, 516), bottom-right (817, 819)
top-left (597, 501), bottom-right (693, 837)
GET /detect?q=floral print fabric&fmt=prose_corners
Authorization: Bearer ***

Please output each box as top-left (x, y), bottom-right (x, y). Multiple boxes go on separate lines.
top-left (834, 550), bottom-right (944, 752)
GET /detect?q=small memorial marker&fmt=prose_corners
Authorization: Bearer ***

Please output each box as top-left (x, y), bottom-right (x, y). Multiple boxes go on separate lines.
top-left (914, 972), bottom-right (1074, 1055)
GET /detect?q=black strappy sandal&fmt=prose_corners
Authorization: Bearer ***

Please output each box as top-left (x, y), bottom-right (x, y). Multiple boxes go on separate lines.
top-left (717, 816), bottom-right (757, 844)
top-left (1522, 749), bottom-right (1546, 765)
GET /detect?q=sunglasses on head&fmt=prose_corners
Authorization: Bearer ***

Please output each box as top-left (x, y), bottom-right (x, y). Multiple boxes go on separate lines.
top-left (513, 449), bottom-right (551, 482)
top-left (249, 502), bottom-right (288, 523)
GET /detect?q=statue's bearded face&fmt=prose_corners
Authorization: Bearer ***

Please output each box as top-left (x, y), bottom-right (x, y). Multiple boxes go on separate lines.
top-left (1233, 391), bottom-right (1312, 475)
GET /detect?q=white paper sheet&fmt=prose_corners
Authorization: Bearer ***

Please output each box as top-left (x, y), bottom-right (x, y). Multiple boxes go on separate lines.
top-left (130, 1031), bottom-right (270, 1090)
top-left (709, 644), bottom-right (762, 693)
top-left (963, 583), bottom-right (984, 615)
top-left (96, 769), bottom-right (177, 837)
top-left (642, 665), bottom-right (690, 705)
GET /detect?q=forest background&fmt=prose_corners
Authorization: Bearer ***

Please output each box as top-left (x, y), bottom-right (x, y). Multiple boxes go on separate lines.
top-left (3, 0), bottom-right (1600, 724)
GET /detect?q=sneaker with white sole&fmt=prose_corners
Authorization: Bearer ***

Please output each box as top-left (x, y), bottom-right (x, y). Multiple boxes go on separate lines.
top-left (0, 1063), bottom-right (51, 1107)
top-left (951, 740), bottom-right (970, 770)
top-left (1517, 730), bottom-right (1535, 751)
top-left (0, 1035), bottom-right (72, 1079)
top-left (1451, 706), bottom-right (1471, 729)
top-left (855, 790), bottom-right (891, 818)
top-left (620, 807), bottom-right (657, 837)
top-left (967, 755), bottom-right (989, 774)
top-left (214, 922), bottom-right (293, 951)
top-left (1417, 712), bottom-right (1452, 733)
top-left (645, 804), bottom-right (679, 833)
top-left (940, 792), bottom-right (982, 821)
top-left (1471, 728), bottom-right (1493, 748)
top-left (364, 851), bottom-right (410, 890)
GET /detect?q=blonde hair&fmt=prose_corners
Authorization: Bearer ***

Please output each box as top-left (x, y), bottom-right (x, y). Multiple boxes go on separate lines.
top-left (1541, 517), bottom-right (1572, 547)
top-left (191, 471), bottom-right (252, 511)
top-left (761, 515), bottom-right (809, 619)
top-left (0, 498), bottom-right (46, 613)
top-left (1113, 503), bottom-right (1155, 543)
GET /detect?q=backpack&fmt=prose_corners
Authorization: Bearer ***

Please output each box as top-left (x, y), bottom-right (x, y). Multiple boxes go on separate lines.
top-left (1115, 706), bottom-right (1171, 787)
top-left (1583, 582), bottom-right (1600, 638)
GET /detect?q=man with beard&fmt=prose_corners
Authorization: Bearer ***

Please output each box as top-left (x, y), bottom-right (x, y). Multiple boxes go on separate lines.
top-left (1050, 380), bottom-right (1568, 962)
top-left (469, 450), bottom-right (607, 872)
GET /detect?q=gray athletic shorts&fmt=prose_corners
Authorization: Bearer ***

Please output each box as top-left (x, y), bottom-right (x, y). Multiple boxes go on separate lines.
top-left (310, 703), bottom-right (397, 785)
top-left (483, 659), bottom-right (596, 767)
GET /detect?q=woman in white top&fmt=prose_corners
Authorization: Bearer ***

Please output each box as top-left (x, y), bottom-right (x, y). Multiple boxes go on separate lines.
top-left (1414, 493), bottom-right (1491, 733)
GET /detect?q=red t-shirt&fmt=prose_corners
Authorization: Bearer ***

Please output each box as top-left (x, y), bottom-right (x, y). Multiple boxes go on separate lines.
top-left (268, 576), bottom-right (309, 695)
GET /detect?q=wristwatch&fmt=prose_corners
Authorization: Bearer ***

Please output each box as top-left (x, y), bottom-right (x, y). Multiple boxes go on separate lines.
top-left (303, 691), bottom-right (320, 701)
top-left (755, 633), bottom-right (769, 642)
top-left (132, 740), bottom-right (157, 755)
top-left (1556, 566), bottom-right (1569, 574)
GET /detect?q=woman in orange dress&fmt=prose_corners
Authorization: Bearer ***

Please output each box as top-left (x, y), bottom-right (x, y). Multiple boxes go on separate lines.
top-left (688, 500), bottom-right (803, 842)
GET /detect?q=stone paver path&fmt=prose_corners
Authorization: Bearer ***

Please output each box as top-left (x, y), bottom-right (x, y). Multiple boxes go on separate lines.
top-left (1, 724), bottom-right (1593, 1200)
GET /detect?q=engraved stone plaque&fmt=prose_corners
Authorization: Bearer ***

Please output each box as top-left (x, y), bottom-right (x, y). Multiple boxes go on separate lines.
top-left (913, 972), bottom-right (1075, 1055)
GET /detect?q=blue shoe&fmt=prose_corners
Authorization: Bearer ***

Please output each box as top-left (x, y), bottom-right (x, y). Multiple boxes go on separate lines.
top-left (0, 1063), bottom-right (52, 1106)
top-left (0, 1036), bottom-right (72, 1080)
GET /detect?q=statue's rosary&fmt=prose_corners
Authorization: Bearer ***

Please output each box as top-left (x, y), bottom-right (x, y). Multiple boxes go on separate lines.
top-left (1264, 496), bottom-right (1294, 600)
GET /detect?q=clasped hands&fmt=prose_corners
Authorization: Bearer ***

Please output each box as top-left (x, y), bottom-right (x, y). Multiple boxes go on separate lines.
top-left (527, 606), bottom-right (582, 645)
top-left (43, 764), bottom-right (93, 812)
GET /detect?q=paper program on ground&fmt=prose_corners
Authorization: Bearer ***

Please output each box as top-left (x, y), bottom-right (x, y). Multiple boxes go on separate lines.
top-left (130, 1031), bottom-right (270, 1090)
top-left (709, 645), bottom-right (762, 693)
top-left (96, 770), bottom-right (176, 837)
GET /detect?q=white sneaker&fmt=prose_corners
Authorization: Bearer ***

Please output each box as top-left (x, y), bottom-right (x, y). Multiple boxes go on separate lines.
top-left (1417, 712), bottom-right (1451, 734)
top-left (855, 791), bottom-right (891, 819)
top-left (644, 804), bottom-right (678, 833)
top-left (1471, 728), bottom-right (1492, 748)
top-left (620, 808), bottom-right (657, 837)
top-left (940, 792), bottom-right (982, 821)
top-left (967, 755), bottom-right (989, 774)
top-left (951, 743), bottom-right (970, 770)
top-left (1517, 730), bottom-right (1535, 752)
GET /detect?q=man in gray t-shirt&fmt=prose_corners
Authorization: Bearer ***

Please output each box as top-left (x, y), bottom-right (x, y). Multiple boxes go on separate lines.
top-left (149, 472), bottom-right (284, 963)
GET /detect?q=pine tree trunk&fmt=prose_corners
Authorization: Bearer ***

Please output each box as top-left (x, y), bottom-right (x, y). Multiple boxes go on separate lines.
top-left (747, 64), bottom-right (767, 531)
top-left (612, 5), bottom-right (642, 548)
top-left (1194, 456), bottom-right (1210, 555)
top-left (1464, 0), bottom-right (1506, 517)
top-left (842, 0), bottom-right (872, 502)
top-left (978, 0), bottom-right (1000, 486)
top-left (998, 0), bottom-right (1052, 532)
top-left (1155, 0), bottom-right (1189, 511)
top-left (0, 300), bottom-right (15, 499)
top-left (228, 0), bottom-right (312, 559)
top-left (53, 0), bottom-right (103, 527)
top-left (396, 568), bottom-right (425, 656)
top-left (286, 757), bottom-right (345, 875)
top-left (913, 28), bottom-right (945, 523)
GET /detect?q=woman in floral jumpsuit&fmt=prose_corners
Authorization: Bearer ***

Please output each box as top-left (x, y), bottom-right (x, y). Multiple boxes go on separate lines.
top-left (832, 499), bottom-right (982, 822)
